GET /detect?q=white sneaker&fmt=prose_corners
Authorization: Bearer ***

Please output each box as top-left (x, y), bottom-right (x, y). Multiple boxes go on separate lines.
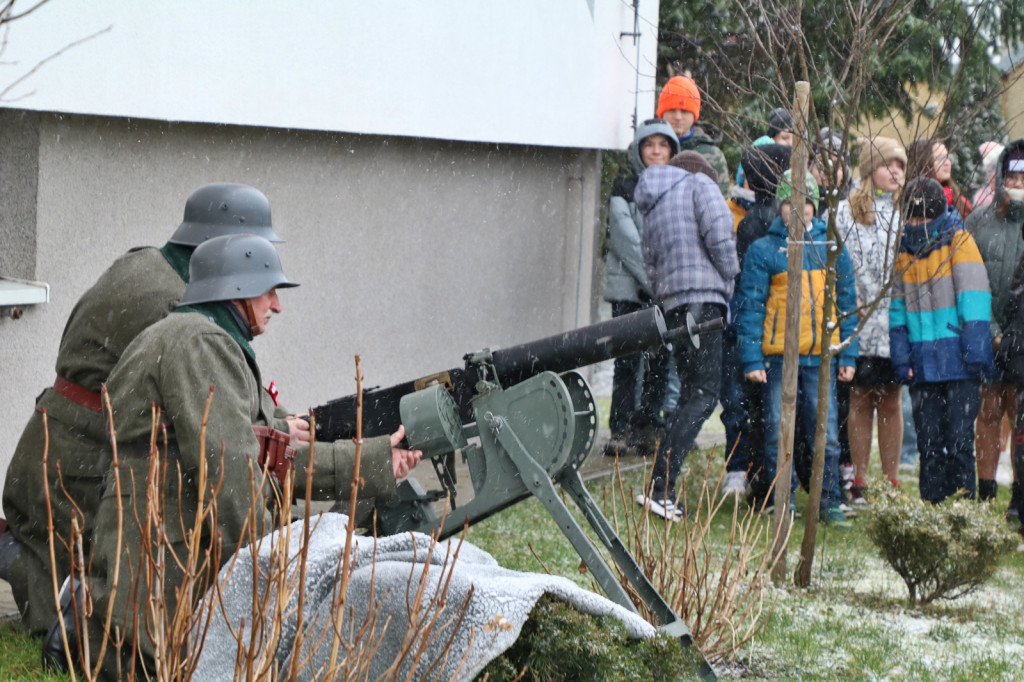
top-left (635, 493), bottom-right (684, 522)
top-left (838, 502), bottom-right (858, 518)
top-left (722, 471), bottom-right (747, 496)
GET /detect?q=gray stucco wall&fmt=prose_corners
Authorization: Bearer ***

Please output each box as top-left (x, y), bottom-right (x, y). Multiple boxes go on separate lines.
top-left (0, 109), bottom-right (39, 280)
top-left (0, 112), bottom-right (602, 501)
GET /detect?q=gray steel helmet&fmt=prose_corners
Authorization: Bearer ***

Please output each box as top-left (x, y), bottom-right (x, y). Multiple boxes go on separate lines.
top-left (168, 183), bottom-right (284, 247)
top-left (178, 233), bottom-right (299, 306)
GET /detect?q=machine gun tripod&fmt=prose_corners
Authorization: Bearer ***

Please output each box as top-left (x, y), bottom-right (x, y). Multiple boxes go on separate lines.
top-left (312, 307), bottom-right (723, 681)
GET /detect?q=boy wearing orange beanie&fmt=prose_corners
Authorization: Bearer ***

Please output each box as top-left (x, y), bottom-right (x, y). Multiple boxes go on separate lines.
top-left (657, 76), bottom-right (731, 197)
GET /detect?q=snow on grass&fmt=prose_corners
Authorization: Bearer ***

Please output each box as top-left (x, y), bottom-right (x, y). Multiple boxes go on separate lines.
top-left (733, 547), bottom-right (1024, 680)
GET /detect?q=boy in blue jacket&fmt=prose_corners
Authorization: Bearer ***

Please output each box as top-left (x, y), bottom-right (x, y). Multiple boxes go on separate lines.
top-left (737, 171), bottom-right (859, 526)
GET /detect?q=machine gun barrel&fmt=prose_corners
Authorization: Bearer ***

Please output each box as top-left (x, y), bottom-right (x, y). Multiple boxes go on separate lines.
top-left (488, 305), bottom-right (667, 386)
top-left (312, 306), bottom-right (668, 443)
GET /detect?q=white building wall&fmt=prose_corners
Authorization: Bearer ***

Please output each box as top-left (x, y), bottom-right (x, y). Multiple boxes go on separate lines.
top-left (1, 0), bottom-right (660, 150)
top-left (0, 113), bottom-right (600, 498)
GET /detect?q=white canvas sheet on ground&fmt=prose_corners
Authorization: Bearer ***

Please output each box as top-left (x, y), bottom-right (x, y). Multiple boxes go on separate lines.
top-left (193, 513), bottom-right (655, 681)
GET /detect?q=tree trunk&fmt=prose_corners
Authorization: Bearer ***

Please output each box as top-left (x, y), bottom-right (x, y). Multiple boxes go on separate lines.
top-left (770, 81), bottom-right (811, 584)
top-left (797, 99), bottom-right (839, 589)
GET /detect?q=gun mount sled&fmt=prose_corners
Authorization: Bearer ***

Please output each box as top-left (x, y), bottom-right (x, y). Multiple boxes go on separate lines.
top-left (312, 307), bottom-right (722, 681)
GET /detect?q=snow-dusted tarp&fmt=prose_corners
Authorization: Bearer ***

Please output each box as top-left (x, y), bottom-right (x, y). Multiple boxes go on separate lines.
top-left (193, 513), bottom-right (655, 681)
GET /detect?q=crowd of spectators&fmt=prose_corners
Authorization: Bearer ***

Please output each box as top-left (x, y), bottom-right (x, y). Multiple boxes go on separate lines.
top-left (605, 75), bottom-right (1024, 526)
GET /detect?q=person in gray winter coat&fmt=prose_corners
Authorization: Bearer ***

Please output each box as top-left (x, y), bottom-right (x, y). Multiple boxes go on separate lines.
top-left (633, 162), bottom-right (739, 520)
top-left (967, 140), bottom-right (1024, 512)
top-left (603, 119), bottom-right (679, 456)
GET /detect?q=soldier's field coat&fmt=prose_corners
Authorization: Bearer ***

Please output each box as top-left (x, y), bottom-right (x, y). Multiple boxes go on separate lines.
top-left (86, 309), bottom-right (394, 680)
top-left (3, 246), bottom-right (187, 632)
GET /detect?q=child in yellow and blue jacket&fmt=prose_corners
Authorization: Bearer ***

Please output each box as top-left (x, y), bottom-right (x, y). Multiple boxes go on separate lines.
top-left (737, 171), bottom-right (859, 525)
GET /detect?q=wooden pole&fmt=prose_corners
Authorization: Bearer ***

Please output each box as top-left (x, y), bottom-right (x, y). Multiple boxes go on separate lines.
top-left (770, 81), bottom-right (811, 584)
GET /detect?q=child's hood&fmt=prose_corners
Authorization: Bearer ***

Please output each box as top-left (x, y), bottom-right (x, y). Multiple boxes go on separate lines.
top-left (900, 205), bottom-right (961, 255)
top-left (635, 165), bottom-right (690, 214)
top-left (766, 213), bottom-right (827, 241)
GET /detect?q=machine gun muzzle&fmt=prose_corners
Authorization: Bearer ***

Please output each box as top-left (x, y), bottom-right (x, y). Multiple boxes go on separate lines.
top-left (663, 312), bottom-right (726, 350)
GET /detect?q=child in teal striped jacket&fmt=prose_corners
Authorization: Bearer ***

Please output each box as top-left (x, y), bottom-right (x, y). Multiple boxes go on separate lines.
top-left (890, 178), bottom-right (993, 503)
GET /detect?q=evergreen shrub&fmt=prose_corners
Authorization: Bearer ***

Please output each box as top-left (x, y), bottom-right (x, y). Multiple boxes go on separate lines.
top-left (478, 595), bottom-right (699, 681)
top-left (866, 487), bottom-right (1017, 604)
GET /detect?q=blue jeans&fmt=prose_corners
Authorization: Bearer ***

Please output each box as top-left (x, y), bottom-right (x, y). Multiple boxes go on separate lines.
top-left (1013, 388), bottom-right (1024, 517)
top-left (663, 354), bottom-right (680, 414)
top-left (910, 380), bottom-right (980, 503)
top-left (763, 361), bottom-right (844, 508)
top-left (900, 385), bottom-right (919, 465)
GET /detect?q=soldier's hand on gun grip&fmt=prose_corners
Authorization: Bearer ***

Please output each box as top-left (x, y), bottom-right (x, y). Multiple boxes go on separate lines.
top-left (390, 425), bottom-right (422, 479)
top-left (285, 416), bottom-right (311, 445)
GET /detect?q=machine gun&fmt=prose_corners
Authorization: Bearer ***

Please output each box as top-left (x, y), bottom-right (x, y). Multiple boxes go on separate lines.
top-left (311, 307), bottom-right (721, 681)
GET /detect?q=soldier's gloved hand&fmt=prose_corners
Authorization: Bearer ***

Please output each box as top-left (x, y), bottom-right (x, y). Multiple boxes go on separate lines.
top-left (390, 425), bottom-right (422, 479)
top-left (285, 416), bottom-right (311, 446)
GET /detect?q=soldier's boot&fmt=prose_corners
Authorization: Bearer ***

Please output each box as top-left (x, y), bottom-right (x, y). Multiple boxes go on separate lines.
top-left (0, 519), bottom-right (19, 582)
top-left (41, 576), bottom-right (87, 674)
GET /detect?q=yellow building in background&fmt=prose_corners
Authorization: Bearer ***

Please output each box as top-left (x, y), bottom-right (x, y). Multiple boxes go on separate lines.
top-left (1002, 59), bottom-right (1024, 142)
top-left (850, 61), bottom-right (1024, 183)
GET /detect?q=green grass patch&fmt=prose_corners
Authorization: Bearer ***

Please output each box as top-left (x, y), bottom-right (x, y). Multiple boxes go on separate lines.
top-left (465, 447), bottom-right (1024, 681)
top-left (0, 620), bottom-right (71, 682)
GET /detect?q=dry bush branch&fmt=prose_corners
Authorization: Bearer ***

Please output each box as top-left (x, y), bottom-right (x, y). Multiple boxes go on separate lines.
top-left (38, 354), bottom-right (481, 681)
top-left (603, 452), bottom-right (782, 664)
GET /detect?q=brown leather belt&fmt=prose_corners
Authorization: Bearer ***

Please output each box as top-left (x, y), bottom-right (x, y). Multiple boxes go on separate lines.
top-left (53, 376), bottom-right (103, 413)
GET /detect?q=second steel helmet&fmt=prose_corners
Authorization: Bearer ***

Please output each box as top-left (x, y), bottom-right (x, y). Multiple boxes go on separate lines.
top-left (178, 234), bottom-right (298, 306)
top-left (168, 183), bottom-right (284, 247)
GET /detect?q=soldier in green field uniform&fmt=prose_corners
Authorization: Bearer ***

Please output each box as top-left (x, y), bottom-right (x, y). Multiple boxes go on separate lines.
top-left (1, 183), bottom-right (291, 634)
top-left (83, 234), bottom-right (419, 679)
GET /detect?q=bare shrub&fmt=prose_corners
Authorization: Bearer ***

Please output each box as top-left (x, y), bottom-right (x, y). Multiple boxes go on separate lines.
top-left (604, 448), bottom-right (783, 664)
